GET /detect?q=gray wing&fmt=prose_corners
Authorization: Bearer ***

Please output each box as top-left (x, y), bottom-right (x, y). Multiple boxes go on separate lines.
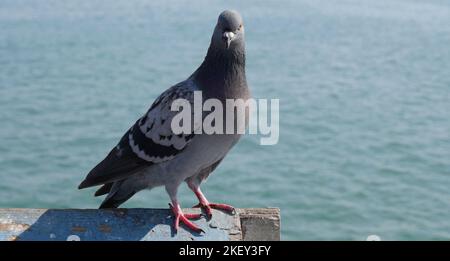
top-left (78, 81), bottom-right (197, 189)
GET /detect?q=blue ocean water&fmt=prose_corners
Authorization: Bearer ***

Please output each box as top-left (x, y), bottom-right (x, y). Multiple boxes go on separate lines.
top-left (0, 0), bottom-right (449, 240)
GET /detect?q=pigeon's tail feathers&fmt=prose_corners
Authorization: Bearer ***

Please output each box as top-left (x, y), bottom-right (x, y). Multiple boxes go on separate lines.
top-left (79, 151), bottom-right (147, 189)
top-left (99, 196), bottom-right (124, 209)
top-left (94, 182), bottom-right (113, 197)
top-left (78, 131), bottom-right (150, 190)
top-left (99, 188), bottom-right (136, 209)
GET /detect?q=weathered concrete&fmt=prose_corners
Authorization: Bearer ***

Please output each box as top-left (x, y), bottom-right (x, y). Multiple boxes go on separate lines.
top-left (0, 208), bottom-right (280, 241)
top-left (239, 208), bottom-right (280, 241)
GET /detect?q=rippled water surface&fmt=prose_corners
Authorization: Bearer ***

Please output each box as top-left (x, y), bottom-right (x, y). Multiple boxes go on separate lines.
top-left (1, 0), bottom-right (449, 240)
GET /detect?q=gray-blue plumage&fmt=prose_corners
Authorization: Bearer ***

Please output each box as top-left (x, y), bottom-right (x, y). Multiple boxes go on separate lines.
top-left (78, 10), bottom-right (250, 225)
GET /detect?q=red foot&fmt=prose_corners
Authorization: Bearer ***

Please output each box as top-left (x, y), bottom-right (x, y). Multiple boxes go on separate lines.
top-left (193, 202), bottom-right (235, 219)
top-left (169, 203), bottom-right (204, 233)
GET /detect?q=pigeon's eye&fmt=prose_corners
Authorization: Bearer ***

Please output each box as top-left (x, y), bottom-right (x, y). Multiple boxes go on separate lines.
top-left (238, 24), bottom-right (243, 30)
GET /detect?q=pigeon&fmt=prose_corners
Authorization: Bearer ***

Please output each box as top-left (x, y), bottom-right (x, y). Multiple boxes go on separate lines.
top-left (78, 10), bottom-right (250, 233)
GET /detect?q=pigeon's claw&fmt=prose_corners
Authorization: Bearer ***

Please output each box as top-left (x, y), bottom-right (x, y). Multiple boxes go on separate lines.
top-left (193, 202), bottom-right (235, 219)
top-left (169, 203), bottom-right (204, 234)
top-left (193, 203), bottom-right (212, 219)
top-left (209, 203), bottom-right (235, 213)
top-left (191, 188), bottom-right (236, 219)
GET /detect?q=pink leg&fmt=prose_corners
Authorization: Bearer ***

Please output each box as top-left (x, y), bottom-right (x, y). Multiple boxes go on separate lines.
top-left (191, 188), bottom-right (235, 219)
top-left (169, 201), bottom-right (204, 233)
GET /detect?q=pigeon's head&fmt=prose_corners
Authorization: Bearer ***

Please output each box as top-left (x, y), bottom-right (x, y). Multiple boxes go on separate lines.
top-left (211, 10), bottom-right (245, 52)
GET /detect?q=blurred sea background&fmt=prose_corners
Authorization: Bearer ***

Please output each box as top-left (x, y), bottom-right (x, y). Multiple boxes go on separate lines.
top-left (1, 0), bottom-right (449, 240)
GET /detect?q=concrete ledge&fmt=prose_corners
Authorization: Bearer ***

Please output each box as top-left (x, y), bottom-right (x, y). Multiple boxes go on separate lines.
top-left (0, 208), bottom-right (280, 241)
top-left (239, 208), bottom-right (280, 241)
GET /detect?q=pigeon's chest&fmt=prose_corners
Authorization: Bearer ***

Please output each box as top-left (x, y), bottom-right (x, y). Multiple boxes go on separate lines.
top-left (202, 84), bottom-right (251, 131)
top-left (163, 133), bottom-right (241, 179)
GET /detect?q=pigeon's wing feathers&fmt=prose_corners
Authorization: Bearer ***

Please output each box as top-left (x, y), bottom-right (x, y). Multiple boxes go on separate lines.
top-left (78, 129), bottom-right (151, 189)
top-left (79, 82), bottom-right (197, 189)
top-left (129, 83), bottom-right (197, 161)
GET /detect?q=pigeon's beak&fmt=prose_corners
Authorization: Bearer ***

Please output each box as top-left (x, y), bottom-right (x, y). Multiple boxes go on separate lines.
top-left (222, 31), bottom-right (235, 49)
